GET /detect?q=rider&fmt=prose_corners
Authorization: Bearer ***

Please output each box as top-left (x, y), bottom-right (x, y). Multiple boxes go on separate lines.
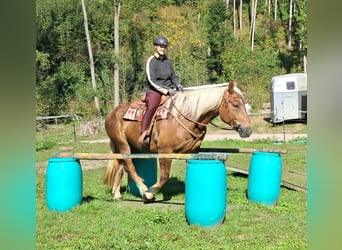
top-left (138, 35), bottom-right (184, 146)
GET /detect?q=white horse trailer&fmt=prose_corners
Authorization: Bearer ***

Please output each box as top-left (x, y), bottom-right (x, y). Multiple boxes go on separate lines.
top-left (270, 73), bottom-right (307, 123)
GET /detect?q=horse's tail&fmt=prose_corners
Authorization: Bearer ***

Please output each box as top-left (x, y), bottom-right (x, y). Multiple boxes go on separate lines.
top-left (102, 141), bottom-right (120, 187)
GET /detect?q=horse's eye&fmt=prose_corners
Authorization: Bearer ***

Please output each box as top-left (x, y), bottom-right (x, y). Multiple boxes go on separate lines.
top-left (233, 105), bottom-right (239, 110)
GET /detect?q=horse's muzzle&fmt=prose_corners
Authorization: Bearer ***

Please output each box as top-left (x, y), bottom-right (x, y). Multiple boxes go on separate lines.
top-left (234, 125), bottom-right (252, 138)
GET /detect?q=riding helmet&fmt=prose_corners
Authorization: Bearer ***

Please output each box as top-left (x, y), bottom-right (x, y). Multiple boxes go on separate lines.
top-left (153, 36), bottom-right (169, 46)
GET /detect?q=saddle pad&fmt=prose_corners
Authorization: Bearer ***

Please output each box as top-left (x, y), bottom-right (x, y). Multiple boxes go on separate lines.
top-left (123, 100), bottom-right (170, 121)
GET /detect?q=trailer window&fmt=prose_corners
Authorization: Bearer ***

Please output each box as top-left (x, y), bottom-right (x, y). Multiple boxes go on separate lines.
top-left (286, 81), bottom-right (295, 90)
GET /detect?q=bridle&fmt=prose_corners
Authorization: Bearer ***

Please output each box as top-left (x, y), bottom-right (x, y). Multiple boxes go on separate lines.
top-left (168, 89), bottom-right (247, 138)
top-left (217, 90), bottom-right (247, 130)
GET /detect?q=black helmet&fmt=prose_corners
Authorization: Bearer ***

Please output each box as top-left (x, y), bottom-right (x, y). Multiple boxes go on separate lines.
top-left (153, 36), bottom-right (169, 46)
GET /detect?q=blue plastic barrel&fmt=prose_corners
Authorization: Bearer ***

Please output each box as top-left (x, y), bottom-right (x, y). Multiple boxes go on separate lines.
top-left (185, 159), bottom-right (227, 227)
top-left (247, 152), bottom-right (282, 206)
top-left (128, 158), bottom-right (157, 196)
top-left (46, 158), bottom-right (83, 212)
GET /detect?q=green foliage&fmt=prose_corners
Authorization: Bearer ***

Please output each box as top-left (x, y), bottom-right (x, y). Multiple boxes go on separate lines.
top-left (205, 0), bottom-right (229, 82)
top-left (36, 140), bottom-right (56, 152)
top-left (222, 41), bottom-right (284, 108)
top-left (36, 0), bottom-right (307, 118)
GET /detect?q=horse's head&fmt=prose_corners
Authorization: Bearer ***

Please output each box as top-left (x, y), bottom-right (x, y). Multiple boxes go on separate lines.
top-left (218, 81), bottom-right (252, 138)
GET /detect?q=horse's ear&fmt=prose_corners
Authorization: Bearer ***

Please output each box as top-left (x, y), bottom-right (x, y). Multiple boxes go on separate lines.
top-left (228, 81), bottom-right (235, 94)
top-left (228, 80), bottom-right (238, 94)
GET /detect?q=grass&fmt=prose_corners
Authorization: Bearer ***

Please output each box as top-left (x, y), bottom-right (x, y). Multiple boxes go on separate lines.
top-left (204, 138), bottom-right (307, 188)
top-left (36, 120), bottom-right (307, 249)
top-left (37, 165), bottom-right (306, 249)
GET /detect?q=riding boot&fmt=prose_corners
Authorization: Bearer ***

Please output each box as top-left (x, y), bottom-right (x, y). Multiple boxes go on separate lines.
top-left (138, 130), bottom-right (150, 146)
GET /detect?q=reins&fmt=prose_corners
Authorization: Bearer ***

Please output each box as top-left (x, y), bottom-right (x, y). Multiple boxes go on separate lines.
top-left (209, 121), bottom-right (241, 131)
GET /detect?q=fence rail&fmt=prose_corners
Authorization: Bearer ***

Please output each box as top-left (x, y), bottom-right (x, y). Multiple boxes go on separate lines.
top-left (36, 114), bottom-right (82, 123)
top-left (52, 147), bottom-right (287, 161)
top-left (52, 152), bottom-right (231, 161)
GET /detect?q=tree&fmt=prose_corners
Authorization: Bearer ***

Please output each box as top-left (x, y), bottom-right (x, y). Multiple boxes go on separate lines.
top-left (249, 0), bottom-right (258, 51)
top-left (239, 0), bottom-right (242, 33)
top-left (293, 0), bottom-right (307, 72)
top-left (35, 0), bottom-right (307, 116)
top-left (288, 0), bottom-right (293, 48)
top-left (205, 0), bottom-right (228, 82)
top-left (233, 0), bottom-right (236, 36)
top-left (113, 0), bottom-right (122, 108)
top-left (36, 0), bottom-right (89, 115)
top-left (127, 13), bottom-right (147, 100)
top-left (81, 0), bottom-right (101, 113)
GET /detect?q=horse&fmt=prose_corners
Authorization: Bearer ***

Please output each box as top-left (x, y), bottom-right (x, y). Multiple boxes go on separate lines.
top-left (103, 81), bottom-right (252, 202)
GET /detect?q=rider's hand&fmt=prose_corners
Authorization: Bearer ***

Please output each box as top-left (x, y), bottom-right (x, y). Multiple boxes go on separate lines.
top-left (176, 84), bottom-right (184, 92)
top-left (168, 89), bottom-right (177, 96)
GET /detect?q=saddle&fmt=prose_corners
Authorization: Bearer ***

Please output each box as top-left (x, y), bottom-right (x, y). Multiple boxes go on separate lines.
top-left (123, 94), bottom-right (170, 122)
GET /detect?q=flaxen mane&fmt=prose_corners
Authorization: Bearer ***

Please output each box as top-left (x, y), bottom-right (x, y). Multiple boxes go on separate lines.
top-left (171, 83), bottom-right (243, 120)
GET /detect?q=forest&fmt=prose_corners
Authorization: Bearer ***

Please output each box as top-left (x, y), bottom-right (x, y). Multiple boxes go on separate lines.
top-left (36, 0), bottom-right (307, 118)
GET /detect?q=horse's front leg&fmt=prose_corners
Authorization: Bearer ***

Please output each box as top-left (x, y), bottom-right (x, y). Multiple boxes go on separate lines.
top-left (143, 158), bottom-right (172, 202)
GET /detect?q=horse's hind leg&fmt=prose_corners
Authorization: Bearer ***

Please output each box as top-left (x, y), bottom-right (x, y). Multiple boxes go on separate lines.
top-left (105, 121), bottom-right (148, 199)
top-left (103, 141), bottom-right (126, 200)
top-left (144, 158), bottom-right (172, 201)
top-left (103, 159), bottom-right (125, 200)
top-left (111, 160), bottom-right (125, 200)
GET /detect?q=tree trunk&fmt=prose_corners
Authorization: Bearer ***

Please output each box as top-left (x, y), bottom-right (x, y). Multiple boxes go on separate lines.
top-left (265, 0), bottom-right (270, 15)
top-left (250, 0), bottom-right (254, 26)
top-left (233, 0), bottom-right (236, 36)
top-left (239, 0), bottom-right (242, 32)
top-left (250, 0), bottom-right (257, 51)
top-left (113, 0), bottom-right (121, 108)
top-left (225, 0), bottom-right (230, 36)
top-left (225, 0), bottom-right (230, 11)
top-left (274, 0), bottom-right (277, 20)
top-left (268, 0), bottom-right (271, 16)
top-left (81, 0), bottom-right (100, 113)
top-left (288, 0), bottom-right (293, 48)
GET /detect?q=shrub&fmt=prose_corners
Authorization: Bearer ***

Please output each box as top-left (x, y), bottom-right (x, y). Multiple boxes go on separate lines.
top-left (36, 140), bottom-right (56, 151)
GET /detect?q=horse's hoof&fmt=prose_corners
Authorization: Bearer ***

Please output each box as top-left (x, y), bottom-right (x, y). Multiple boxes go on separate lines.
top-left (113, 195), bottom-right (123, 201)
top-left (143, 191), bottom-right (155, 200)
top-left (142, 192), bottom-right (155, 203)
top-left (143, 197), bottom-right (156, 204)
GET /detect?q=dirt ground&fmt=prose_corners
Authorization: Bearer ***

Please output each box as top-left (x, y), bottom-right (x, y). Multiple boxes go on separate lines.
top-left (210, 114), bottom-right (306, 140)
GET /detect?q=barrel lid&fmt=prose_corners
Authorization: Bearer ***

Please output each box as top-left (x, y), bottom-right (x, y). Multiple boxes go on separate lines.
top-left (188, 153), bottom-right (230, 161)
top-left (48, 157), bottom-right (79, 163)
top-left (252, 151), bottom-right (280, 157)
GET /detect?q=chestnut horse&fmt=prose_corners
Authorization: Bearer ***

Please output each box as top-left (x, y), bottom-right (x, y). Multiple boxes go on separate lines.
top-left (103, 82), bottom-right (252, 202)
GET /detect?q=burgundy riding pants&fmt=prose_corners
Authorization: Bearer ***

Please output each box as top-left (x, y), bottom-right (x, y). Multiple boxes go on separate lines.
top-left (141, 90), bottom-right (162, 133)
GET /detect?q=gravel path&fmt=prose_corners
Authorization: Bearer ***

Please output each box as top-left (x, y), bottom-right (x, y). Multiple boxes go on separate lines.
top-left (203, 133), bottom-right (307, 142)
top-left (79, 132), bottom-right (307, 144)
